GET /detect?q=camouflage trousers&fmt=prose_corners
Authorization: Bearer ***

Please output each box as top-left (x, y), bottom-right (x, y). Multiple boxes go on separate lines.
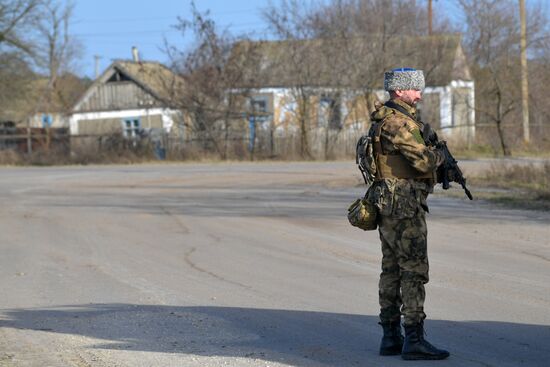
top-left (378, 209), bottom-right (429, 326)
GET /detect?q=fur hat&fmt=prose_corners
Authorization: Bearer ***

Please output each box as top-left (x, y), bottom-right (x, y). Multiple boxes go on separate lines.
top-left (384, 68), bottom-right (425, 91)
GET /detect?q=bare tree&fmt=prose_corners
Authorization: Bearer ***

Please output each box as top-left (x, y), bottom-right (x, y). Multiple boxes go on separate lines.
top-left (0, 0), bottom-right (83, 121)
top-left (0, 52), bottom-right (35, 121)
top-left (0, 0), bottom-right (41, 54)
top-left (36, 1), bottom-right (78, 81)
top-left (34, 0), bottom-right (82, 111)
top-left (458, 0), bottom-right (550, 156)
top-left (0, 0), bottom-right (41, 121)
top-left (165, 2), bottom-right (261, 159)
top-left (305, 0), bottom-right (456, 86)
top-left (261, 0), bottom-right (320, 158)
top-left (261, 0), bottom-right (454, 158)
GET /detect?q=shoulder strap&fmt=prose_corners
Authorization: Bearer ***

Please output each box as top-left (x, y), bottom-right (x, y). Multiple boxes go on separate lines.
top-left (371, 120), bottom-right (387, 179)
top-left (384, 100), bottom-right (416, 122)
top-left (372, 120), bottom-right (386, 156)
top-left (385, 100), bottom-right (428, 143)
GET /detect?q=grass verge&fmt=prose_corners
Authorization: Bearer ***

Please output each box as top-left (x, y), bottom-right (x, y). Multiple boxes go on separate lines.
top-left (464, 162), bottom-right (550, 211)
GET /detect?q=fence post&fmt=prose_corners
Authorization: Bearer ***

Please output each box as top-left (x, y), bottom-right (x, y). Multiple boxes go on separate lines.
top-left (46, 127), bottom-right (51, 151)
top-left (248, 114), bottom-right (256, 161)
top-left (26, 118), bottom-right (32, 154)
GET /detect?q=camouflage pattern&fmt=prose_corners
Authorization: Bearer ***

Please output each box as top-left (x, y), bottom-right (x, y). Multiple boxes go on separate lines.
top-left (347, 198), bottom-right (378, 231)
top-left (370, 99), bottom-right (444, 176)
top-left (378, 208), bottom-right (429, 326)
top-left (367, 98), bottom-right (442, 327)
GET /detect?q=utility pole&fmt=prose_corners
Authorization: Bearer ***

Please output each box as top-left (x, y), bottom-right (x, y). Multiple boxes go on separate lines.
top-left (94, 55), bottom-right (102, 79)
top-left (428, 0), bottom-right (433, 36)
top-left (519, 0), bottom-right (530, 143)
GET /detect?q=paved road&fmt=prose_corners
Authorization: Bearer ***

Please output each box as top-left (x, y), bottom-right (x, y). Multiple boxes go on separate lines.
top-left (0, 162), bottom-right (548, 367)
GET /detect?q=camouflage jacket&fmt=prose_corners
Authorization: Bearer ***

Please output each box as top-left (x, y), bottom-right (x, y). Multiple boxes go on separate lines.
top-left (367, 99), bottom-right (444, 218)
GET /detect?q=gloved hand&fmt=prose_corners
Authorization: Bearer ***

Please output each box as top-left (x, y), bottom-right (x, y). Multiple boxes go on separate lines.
top-left (436, 165), bottom-right (458, 185)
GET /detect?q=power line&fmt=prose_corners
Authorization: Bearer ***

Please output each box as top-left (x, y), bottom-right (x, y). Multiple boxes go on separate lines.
top-left (73, 21), bottom-right (269, 38)
top-left (74, 29), bottom-right (179, 37)
top-left (70, 8), bottom-right (265, 24)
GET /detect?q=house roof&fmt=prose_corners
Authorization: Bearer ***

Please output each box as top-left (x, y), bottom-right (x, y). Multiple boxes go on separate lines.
top-left (231, 34), bottom-right (471, 89)
top-left (0, 73), bottom-right (89, 123)
top-left (0, 79), bottom-right (35, 122)
top-left (112, 60), bottom-right (184, 102)
top-left (33, 74), bottom-right (90, 113)
top-left (72, 60), bottom-right (184, 112)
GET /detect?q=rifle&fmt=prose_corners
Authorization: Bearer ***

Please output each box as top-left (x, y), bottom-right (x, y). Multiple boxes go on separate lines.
top-left (383, 100), bottom-right (473, 200)
top-left (435, 141), bottom-right (473, 200)
top-left (423, 124), bottom-right (473, 200)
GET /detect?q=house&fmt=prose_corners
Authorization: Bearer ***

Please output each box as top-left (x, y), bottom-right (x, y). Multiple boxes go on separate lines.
top-left (26, 73), bottom-right (91, 129)
top-left (0, 73), bottom-right (79, 129)
top-left (69, 59), bottom-right (184, 138)
top-left (0, 54), bottom-right (35, 126)
top-left (0, 68), bottom-right (85, 153)
top-left (232, 34), bottom-right (475, 142)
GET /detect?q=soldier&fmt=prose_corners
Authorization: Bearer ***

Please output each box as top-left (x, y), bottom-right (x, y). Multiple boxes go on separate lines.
top-left (367, 68), bottom-right (450, 360)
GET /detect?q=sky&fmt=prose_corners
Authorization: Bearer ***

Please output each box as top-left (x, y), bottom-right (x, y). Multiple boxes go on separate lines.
top-left (71, 0), bottom-right (464, 78)
top-left (71, 0), bottom-right (275, 78)
top-left (70, 0), bottom-right (549, 79)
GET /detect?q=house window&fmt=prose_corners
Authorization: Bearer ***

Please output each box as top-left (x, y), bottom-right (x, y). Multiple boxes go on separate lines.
top-left (251, 97), bottom-right (268, 115)
top-left (122, 118), bottom-right (141, 138)
top-left (42, 114), bottom-right (53, 127)
top-left (249, 96), bottom-right (271, 128)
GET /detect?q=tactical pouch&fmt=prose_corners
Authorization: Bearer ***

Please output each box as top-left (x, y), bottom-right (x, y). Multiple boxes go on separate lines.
top-left (347, 197), bottom-right (378, 231)
top-left (391, 184), bottom-right (419, 219)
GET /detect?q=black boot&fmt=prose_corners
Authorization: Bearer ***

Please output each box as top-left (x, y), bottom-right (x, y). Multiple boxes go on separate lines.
top-left (379, 321), bottom-right (404, 356)
top-left (402, 323), bottom-right (450, 360)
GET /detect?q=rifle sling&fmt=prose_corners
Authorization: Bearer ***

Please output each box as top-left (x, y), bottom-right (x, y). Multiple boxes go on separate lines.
top-left (384, 100), bottom-right (417, 122)
top-left (385, 100), bottom-right (435, 143)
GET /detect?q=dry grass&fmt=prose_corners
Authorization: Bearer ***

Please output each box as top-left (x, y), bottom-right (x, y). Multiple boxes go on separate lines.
top-left (0, 134), bottom-right (159, 166)
top-left (468, 162), bottom-right (550, 210)
top-left (482, 162), bottom-right (549, 195)
top-left (0, 149), bottom-right (158, 166)
top-left (0, 150), bottom-right (24, 165)
top-left (450, 142), bottom-right (550, 159)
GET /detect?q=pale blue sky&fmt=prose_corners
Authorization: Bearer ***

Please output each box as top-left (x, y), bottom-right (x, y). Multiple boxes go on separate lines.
top-left (72, 0), bottom-right (275, 78)
top-left (70, 0), bottom-right (547, 78)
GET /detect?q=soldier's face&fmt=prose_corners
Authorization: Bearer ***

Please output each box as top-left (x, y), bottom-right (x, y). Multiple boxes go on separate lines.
top-left (396, 89), bottom-right (422, 105)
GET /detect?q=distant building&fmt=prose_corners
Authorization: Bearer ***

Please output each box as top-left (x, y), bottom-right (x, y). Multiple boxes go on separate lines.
top-left (231, 34), bottom-right (475, 141)
top-left (0, 71), bottom-right (87, 130)
top-left (26, 73), bottom-right (90, 129)
top-left (0, 72), bottom-right (84, 153)
top-left (69, 60), bottom-right (184, 138)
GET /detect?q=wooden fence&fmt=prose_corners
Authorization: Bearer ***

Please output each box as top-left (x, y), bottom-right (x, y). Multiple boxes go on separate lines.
top-left (0, 124), bottom-right (70, 154)
top-left (2, 123), bottom-right (547, 161)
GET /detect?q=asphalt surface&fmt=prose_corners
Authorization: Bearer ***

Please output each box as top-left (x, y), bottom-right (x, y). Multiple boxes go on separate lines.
top-left (0, 161), bottom-right (549, 367)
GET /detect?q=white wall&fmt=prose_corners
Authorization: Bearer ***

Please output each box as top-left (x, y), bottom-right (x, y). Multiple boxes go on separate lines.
top-left (425, 80), bottom-right (475, 140)
top-left (249, 82), bottom-right (475, 140)
top-left (69, 108), bottom-right (179, 135)
top-left (28, 113), bottom-right (69, 129)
